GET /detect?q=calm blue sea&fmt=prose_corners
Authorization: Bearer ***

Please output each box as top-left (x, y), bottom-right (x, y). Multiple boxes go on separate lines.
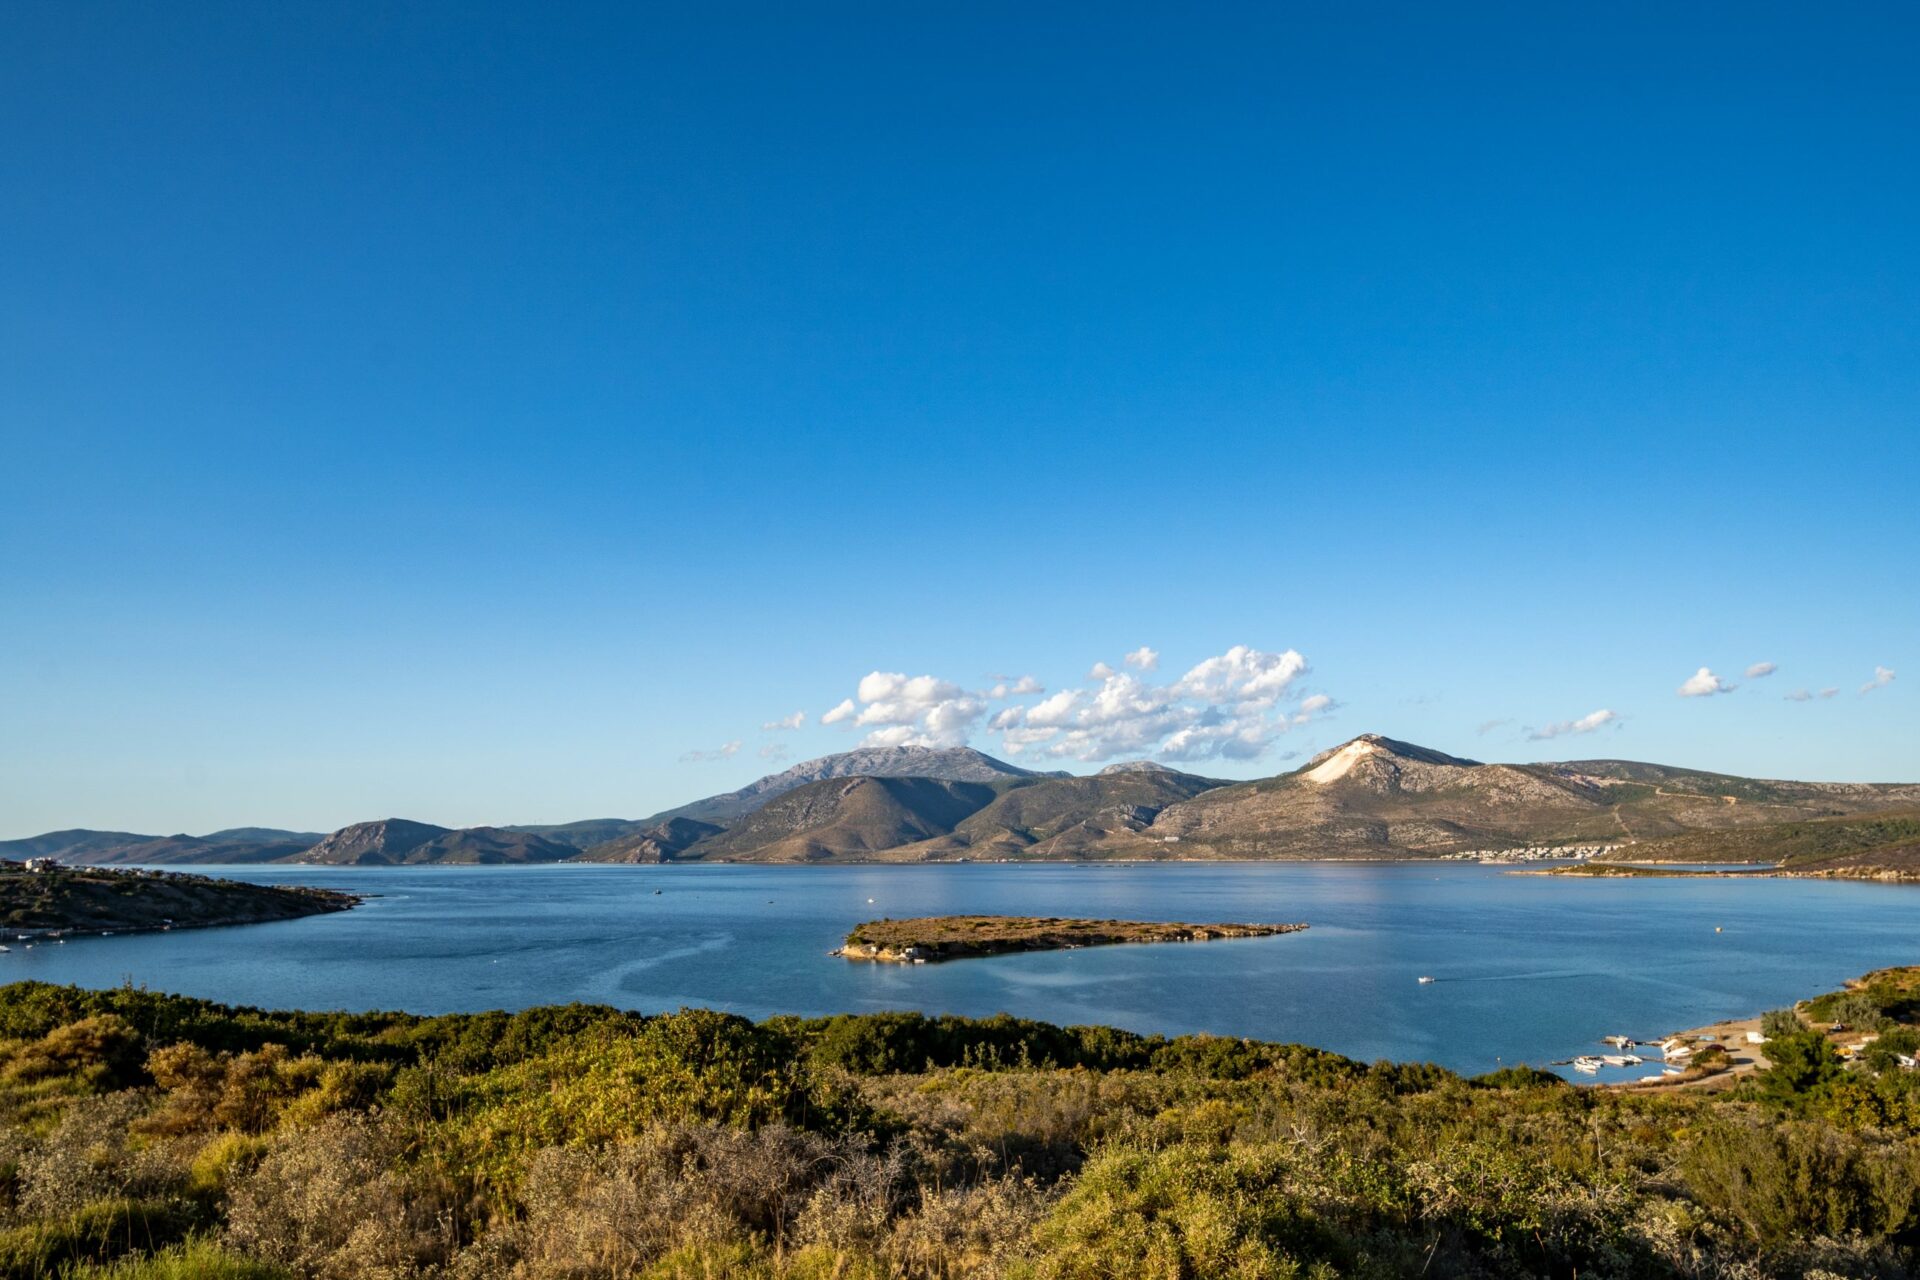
top-left (5, 863), bottom-right (1916, 1079)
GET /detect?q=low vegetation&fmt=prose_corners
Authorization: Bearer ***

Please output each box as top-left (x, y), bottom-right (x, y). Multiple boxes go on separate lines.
top-left (0, 866), bottom-right (356, 935)
top-left (837, 916), bottom-right (1308, 962)
top-left (1596, 811), bottom-right (1920, 878)
top-left (2, 974), bottom-right (1920, 1277)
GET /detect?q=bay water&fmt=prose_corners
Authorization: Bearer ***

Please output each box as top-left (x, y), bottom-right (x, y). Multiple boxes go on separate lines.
top-left (6, 862), bottom-right (1916, 1078)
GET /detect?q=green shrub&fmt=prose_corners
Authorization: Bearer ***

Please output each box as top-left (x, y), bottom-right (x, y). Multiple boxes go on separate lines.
top-left (60, 1237), bottom-right (288, 1279)
top-left (0, 1198), bottom-right (200, 1280)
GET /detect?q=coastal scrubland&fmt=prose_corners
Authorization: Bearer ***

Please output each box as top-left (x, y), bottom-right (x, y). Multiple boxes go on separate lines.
top-left (3, 973), bottom-right (1920, 1278)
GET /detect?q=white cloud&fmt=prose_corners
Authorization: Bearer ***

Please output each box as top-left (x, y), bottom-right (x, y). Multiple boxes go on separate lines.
top-left (1291, 693), bottom-right (1337, 726)
top-left (758, 742), bottom-right (790, 762)
top-left (1783, 687), bottom-right (1839, 703)
top-left (1175, 645), bottom-right (1309, 707)
top-left (805, 643), bottom-right (1324, 766)
top-left (989, 644), bottom-right (1318, 764)
top-left (1861, 665), bottom-right (1897, 694)
top-left (1745, 662), bottom-right (1777, 680)
top-left (680, 740), bottom-right (742, 763)
top-left (1677, 667), bottom-right (1735, 698)
top-left (1476, 718), bottom-right (1513, 735)
top-left (761, 711), bottom-right (806, 731)
top-left (1527, 709), bottom-right (1617, 741)
top-left (821, 671), bottom-right (986, 747)
top-left (1024, 689), bottom-right (1084, 728)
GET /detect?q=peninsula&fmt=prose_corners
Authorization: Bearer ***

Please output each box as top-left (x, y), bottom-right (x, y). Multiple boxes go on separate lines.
top-left (0, 863), bottom-right (359, 937)
top-left (834, 914), bottom-right (1308, 963)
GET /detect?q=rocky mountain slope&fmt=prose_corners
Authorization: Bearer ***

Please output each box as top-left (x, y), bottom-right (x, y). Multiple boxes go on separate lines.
top-left (674, 776), bottom-right (1023, 861)
top-left (14, 737), bottom-right (1919, 867)
top-left (1126, 735), bottom-right (1920, 860)
top-left (574, 817), bottom-right (724, 863)
top-left (296, 820), bottom-right (575, 865)
top-left (645, 745), bottom-right (1053, 826)
top-left (900, 768), bottom-right (1229, 859)
top-left (500, 818), bottom-right (650, 851)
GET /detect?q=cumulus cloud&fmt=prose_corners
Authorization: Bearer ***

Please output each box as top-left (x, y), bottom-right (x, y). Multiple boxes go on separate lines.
top-left (806, 644), bottom-right (1325, 765)
top-left (1175, 645), bottom-right (1309, 706)
top-left (818, 671), bottom-right (986, 747)
top-left (757, 742), bottom-right (790, 762)
top-left (1291, 693), bottom-right (1337, 726)
top-left (1783, 687), bottom-right (1839, 702)
top-left (990, 645), bottom-right (1318, 764)
top-left (1678, 667), bottom-right (1735, 698)
top-left (1527, 709), bottom-right (1618, 741)
top-left (1745, 662), bottom-right (1777, 680)
top-left (1861, 665), bottom-right (1897, 694)
top-left (761, 711), bottom-right (806, 731)
top-left (680, 740), bottom-right (742, 763)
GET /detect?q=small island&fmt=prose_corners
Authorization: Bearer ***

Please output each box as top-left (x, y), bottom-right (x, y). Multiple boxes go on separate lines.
top-left (834, 914), bottom-right (1308, 963)
top-left (0, 862), bottom-right (358, 938)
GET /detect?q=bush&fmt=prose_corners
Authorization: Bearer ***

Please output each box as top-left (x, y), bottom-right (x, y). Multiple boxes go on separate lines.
top-left (1680, 1118), bottom-right (1920, 1245)
top-left (1760, 1008), bottom-right (1803, 1040)
top-left (222, 1114), bottom-right (448, 1279)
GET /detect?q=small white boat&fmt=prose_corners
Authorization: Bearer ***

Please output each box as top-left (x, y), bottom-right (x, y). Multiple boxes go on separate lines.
top-left (1417, 975), bottom-right (1436, 984)
top-left (1571, 1055), bottom-right (1603, 1073)
top-left (0, 945), bottom-right (10, 954)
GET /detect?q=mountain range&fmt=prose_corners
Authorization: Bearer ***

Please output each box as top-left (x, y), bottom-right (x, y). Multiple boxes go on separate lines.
top-left (8, 735), bottom-right (1920, 866)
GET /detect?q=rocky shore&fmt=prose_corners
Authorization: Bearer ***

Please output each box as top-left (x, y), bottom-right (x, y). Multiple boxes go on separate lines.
top-left (0, 863), bottom-right (359, 938)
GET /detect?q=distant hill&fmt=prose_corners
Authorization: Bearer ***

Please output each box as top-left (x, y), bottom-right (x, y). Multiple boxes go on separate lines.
top-left (647, 745), bottom-right (1054, 826)
top-left (0, 830), bottom-right (164, 861)
top-left (78, 835), bottom-right (312, 865)
top-left (296, 819), bottom-right (574, 865)
top-left (1130, 734), bottom-right (1920, 859)
top-left (501, 818), bottom-right (650, 851)
top-left (574, 817), bottom-right (724, 863)
top-left (1597, 810), bottom-right (1920, 879)
top-left (18, 735), bottom-right (1920, 867)
top-left (295, 818), bottom-right (449, 865)
top-left (0, 828), bottom-right (322, 866)
top-left (676, 776), bottom-right (1024, 861)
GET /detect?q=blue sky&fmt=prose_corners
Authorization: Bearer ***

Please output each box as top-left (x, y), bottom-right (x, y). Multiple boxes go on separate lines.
top-left (2, 3), bottom-right (1914, 836)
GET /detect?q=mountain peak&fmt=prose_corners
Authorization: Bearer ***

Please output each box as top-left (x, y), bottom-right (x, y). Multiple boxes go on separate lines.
top-left (1300, 735), bottom-right (1479, 784)
top-left (647, 744), bottom-right (1055, 827)
top-left (1097, 760), bottom-right (1180, 775)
